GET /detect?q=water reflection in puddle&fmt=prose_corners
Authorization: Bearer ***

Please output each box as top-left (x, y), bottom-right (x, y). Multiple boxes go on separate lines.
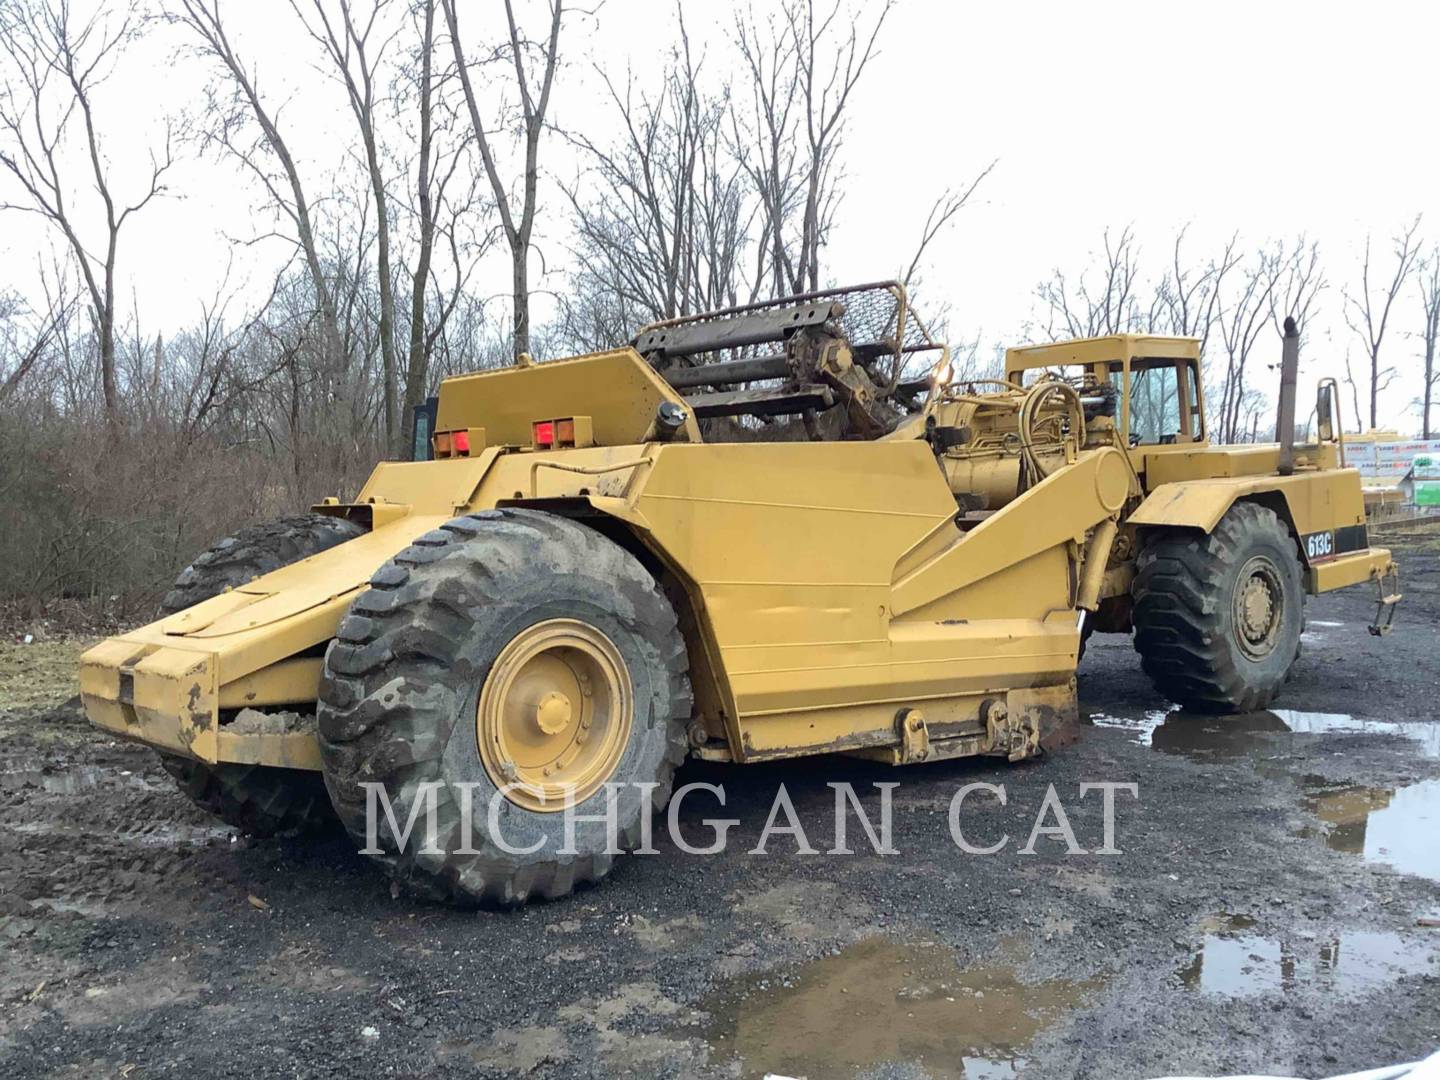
top-left (1085, 708), bottom-right (1440, 759)
top-left (1, 764), bottom-right (114, 794)
top-left (1301, 777), bottom-right (1440, 882)
top-left (1273, 710), bottom-right (1440, 758)
top-left (699, 938), bottom-right (1092, 1079)
top-left (1082, 710), bottom-right (1440, 883)
top-left (1180, 914), bottom-right (1437, 997)
top-left (1086, 707), bottom-right (1170, 745)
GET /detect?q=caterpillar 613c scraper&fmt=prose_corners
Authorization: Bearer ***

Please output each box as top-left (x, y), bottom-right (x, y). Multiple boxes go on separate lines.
top-left (80, 283), bottom-right (1400, 903)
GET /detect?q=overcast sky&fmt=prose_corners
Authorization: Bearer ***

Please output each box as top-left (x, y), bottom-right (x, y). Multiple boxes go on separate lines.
top-left (3, 0), bottom-right (1439, 430)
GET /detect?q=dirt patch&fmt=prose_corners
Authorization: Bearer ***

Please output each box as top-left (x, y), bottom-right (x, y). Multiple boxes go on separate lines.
top-left (696, 935), bottom-right (1097, 1078)
top-left (0, 639), bottom-right (89, 723)
top-left (0, 540), bottom-right (1438, 1078)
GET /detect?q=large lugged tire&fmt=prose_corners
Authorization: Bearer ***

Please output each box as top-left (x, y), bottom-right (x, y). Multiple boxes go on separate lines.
top-left (162, 514), bottom-right (365, 614)
top-left (156, 513), bottom-right (365, 836)
top-left (1132, 503), bottom-right (1305, 713)
top-left (317, 509), bottom-right (692, 905)
top-left (157, 756), bottom-right (336, 838)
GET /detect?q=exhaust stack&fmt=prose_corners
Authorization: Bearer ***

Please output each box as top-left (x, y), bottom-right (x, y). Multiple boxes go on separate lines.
top-left (1276, 316), bottom-right (1299, 476)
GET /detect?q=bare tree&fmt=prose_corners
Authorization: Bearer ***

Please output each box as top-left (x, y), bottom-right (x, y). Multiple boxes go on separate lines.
top-left (1036, 226), bottom-right (1143, 341)
top-left (1418, 249), bottom-right (1440, 440)
top-left (397, 0), bottom-right (476, 419)
top-left (559, 6), bottom-right (753, 343)
top-left (1150, 227), bottom-right (1239, 353)
top-left (0, 0), bottom-right (173, 431)
top-left (173, 0), bottom-right (351, 396)
top-left (1212, 247), bottom-right (1281, 444)
top-left (1344, 218), bottom-right (1422, 430)
top-left (732, 0), bottom-right (892, 297)
top-left (1340, 348), bottom-right (1365, 435)
top-left (442, 0), bottom-right (563, 359)
top-left (730, 6), bottom-right (796, 300)
top-left (786, 0), bottom-right (891, 292)
top-left (901, 161), bottom-right (996, 290)
top-left (1270, 237), bottom-right (1325, 341)
top-left (0, 282), bottom-right (72, 404)
top-left (294, 0), bottom-right (405, 450)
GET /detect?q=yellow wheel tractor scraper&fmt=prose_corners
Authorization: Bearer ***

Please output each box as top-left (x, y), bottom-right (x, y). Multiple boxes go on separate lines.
top-left (80, 283), bottom-right (1399, 903)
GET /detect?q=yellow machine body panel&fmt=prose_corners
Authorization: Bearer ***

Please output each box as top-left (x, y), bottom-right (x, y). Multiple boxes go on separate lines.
top-left (1131, 470), bottom-right (1362, 535)
top-left (81, 434), bottom-right (1112, 768)
top-left (79, 333), bottom-right (1399, 774)
top-left (433, 347), bottom-right (701, 447)
top-left (81, 513), bottom-right (454, 769)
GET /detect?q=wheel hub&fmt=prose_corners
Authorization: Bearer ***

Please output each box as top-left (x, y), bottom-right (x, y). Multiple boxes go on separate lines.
top-left (1241, 578), bottom-right (1273, 637)
top-left (476, 619), bottom-right (632, 813)
top-left (534, 691), bottom-right (574, 735)
top-left (1232, 556), bottom-right (1284, 660)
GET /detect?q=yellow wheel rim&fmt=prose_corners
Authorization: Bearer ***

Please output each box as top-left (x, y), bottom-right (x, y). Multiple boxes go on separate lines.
top-left (1232, 555), bottom-right (1284, 660)
top-left (476, 619), bottom-right (633, 813)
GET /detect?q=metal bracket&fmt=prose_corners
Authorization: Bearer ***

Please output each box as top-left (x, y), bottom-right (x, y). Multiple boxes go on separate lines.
top-left (984, 700), bottom-right (1040, 762)
top-left (1368, 564), bottom-right (1402, 637)
top-left (895, 708), bottom-right (931, 763)
top-left (528, 457), bottom-right (651, 498)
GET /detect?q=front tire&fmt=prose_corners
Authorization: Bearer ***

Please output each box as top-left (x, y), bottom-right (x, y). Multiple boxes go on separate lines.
top-left (162, 514), bottom-right (365, 614)
top-left (157, 513), bottom-right (364, 836)
top-left (317, 509), bottom-right (691, 905)
top-left (157, 756), bottom-right (336, 838)
top-left (1132, 503), bottom-right (1304, 713)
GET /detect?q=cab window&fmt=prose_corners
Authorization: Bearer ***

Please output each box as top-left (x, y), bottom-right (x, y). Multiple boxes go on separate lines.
top-left (1129, 363), bottom-right (1182, 444)
top-left (1126, 359), bottom-right (1203, 445)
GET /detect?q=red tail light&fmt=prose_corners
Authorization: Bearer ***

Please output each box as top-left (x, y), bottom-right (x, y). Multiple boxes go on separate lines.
top-left (533, 420), bottom-right (555, 448)
top-left (452, 430), bottom-right (470, 454)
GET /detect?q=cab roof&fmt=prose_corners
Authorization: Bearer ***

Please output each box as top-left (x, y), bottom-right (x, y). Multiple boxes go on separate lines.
top-left (1005, 334), bottom-right (1201, 373)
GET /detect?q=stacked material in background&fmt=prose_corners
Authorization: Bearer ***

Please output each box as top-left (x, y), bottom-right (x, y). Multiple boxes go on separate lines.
top-left (1411, 452), bottom-right (1440, 508)
top-left (1344, 436), bottom-right (1440, 497)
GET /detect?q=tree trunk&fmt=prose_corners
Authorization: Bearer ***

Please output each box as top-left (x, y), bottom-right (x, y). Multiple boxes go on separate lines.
top-left (98, 306), bottom-right (118, 430)
top-left (363, 130), bottom-right (398, 453)
top-left (1425, 339), bottom-right (1436, 440)
top-left (100, 231), bottom-right (120, 433)
top-left (404, 0), bottom-right (438, 418)
top-left (512, 247), bottom-right (530, 356)
top-left (1369, 347), bottom-right (1379, 430)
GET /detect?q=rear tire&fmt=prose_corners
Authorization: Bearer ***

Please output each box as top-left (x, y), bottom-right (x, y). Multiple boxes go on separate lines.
top-left (157, 756), bottom-right (334, 838)
top-left (1132, 503), bottom-right (1304, 714)
top-left (156, 513), bottom-right (364, 836)
top-left (317, 509), bottom-right (691, 905)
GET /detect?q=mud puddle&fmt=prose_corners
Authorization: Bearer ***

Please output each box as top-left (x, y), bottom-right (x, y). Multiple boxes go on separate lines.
top-left (1085, 708), bottom-right (1440, 759)
top-left (1300, 777), bottom-right (1440, 882)
top-left (697, 937), bottom-right (1093, 1079)
top-left (1179, 914), bottom-right (1438, 997)
top-left (1085, 708), bottom-right (1440, 883)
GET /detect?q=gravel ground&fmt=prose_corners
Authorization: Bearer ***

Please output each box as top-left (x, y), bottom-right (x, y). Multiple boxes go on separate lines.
top-left (0, 531), bottom-right (1437, 1079)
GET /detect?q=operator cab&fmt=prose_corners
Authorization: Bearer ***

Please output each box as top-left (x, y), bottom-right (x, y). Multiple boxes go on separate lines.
top-left (1004, 335), bottom-right (1205, 450)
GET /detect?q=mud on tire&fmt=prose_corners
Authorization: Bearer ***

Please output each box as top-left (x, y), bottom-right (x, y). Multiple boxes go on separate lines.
top-left (157, 513), bottom-right (365, 837)
top-left (157, 755), bottom-right (334, 838)
top-left (317, 509), bottom-right (692, 906)
top-left (1132, 502), bottom-right (1305, 714)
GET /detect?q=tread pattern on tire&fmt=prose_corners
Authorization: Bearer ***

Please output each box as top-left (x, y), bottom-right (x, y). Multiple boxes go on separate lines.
top-left (1132, 501), bottom-right (1304, 714)
top-left (162, 514), bottom-right (365, 614)
top-left (317, 508), bottom-right (691, 906)
top-left (157, 755), bottom-right (334, 838)
top-left (156, 513), bottom-right (364, 837)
